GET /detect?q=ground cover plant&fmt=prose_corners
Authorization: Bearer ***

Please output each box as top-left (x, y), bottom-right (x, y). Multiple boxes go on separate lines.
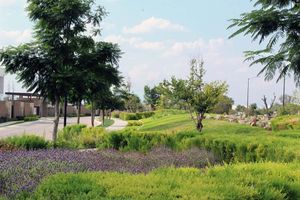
top-left (271, 115), bottom-right (300, 131)
top-left (28, 162), bottom-right (300, 200)
top-left (0, 147), bottom-right (216, 199)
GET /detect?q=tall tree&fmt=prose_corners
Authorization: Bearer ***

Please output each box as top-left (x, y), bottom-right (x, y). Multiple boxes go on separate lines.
top-left (82, 42), bottom-right (122, 126)
top-left (187, 59), bottom-right (228, 131)
top-left (144, 85), bottom-right (160, 110)
top-left (212, 95), bottom-right (234, 114)
top-left (0, 0), bottom-right (114, 141)
top-left (229, 0), bottom-right (300, 85)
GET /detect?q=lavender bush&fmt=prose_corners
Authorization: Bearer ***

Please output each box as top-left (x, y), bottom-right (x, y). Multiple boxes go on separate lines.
top-left (0, 147), bottom-right (217, 199)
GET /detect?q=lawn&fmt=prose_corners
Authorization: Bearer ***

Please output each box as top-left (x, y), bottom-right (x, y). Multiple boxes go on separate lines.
top-left (124, 112), bottom-right (300, 162)
top-left (103, 119), bottom-right (115, 127)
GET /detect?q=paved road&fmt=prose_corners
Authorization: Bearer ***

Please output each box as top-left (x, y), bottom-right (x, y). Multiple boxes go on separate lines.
top-left (0, 117), bottom-right (101, 141)
top-left (106, 118), bottom-right (128, 132)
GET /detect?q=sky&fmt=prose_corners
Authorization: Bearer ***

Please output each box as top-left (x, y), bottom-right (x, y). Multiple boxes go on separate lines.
top-left (0, 0), bottom-right (297, 106)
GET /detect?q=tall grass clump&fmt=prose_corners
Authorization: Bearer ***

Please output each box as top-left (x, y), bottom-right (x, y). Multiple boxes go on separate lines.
top-left (56, 124), bottom-right (105, 149)
top-left (3, 135), bottom-right (49, 150)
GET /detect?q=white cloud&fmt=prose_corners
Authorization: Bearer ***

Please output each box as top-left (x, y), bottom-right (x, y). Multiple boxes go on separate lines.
top-left (0, 0), bottom-right (16, 7)
top-left (0, 29), bottom-right (32, 45)
top-left (123, 17), bottom-right (187, 34)
top-left (104, 35), bottom-right (165, 50)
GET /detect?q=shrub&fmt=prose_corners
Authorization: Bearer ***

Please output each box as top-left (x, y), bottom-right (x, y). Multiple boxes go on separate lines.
top-left (0, 117), bottom-right (8, 123)
top-left (271, 115), bottom-right (300, 131)
top-left (119, 111), bottom-right (155, 121)
top-left (127, 120), bottom-right (143, 127)
top-left (112, 112), bottom-right (120, 118)
top-left (56, 124), bottom-right (105, 149)
top-left (31, 163), bottom-right (300, 200)
top-left (24, 115), bottom-right (39, 122)
top-left (3, 135), bottom-right (49, 150)
top-left (99, 129), bottom-right (197, 152)
top-left (0, 141), bottom-right (16, 152)
top-left (16, 116), bottom-right (24, 121)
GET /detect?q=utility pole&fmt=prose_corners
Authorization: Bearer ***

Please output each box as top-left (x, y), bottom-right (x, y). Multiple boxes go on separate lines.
top-left (64, 94), bottom-right (67, 127)
top-left (247, 76), bottom-right (257, 109)
top-left (283, 74), bottom-right (286, 109)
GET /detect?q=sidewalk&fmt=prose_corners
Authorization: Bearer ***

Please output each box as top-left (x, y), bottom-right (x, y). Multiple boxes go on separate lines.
top-left (0, 121), bottom-right (23, 128)
top-left (106, 118), bottom-right (128, 131)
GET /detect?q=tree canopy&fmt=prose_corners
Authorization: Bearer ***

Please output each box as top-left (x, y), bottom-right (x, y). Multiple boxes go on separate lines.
top-left (0, 0), bottom-right (122, 140)
top-left (229, 0), bottom-right (300, 85)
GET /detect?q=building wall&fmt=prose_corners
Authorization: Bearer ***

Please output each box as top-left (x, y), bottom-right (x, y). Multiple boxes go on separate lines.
top-left (13, 101), bottom-right (24, 117)
top-left (24, 102), bottom-right (34, 116)
top-left (0, 101), bottom-right (11, 118)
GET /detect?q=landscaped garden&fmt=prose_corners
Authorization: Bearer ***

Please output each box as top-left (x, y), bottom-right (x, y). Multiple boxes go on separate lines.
top-left (1, 0), bottom-right (300, 199)
top-left (1, 110), bottom-right (300, 199)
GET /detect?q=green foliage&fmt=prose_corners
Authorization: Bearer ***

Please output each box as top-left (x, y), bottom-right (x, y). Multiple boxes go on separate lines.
top-left (56, 124), bottom-right (105, 149)
top-left (3, 135), bottom-right (49, 150)
top-left (271, 115), bottom-right (300, 131)
top-left (24, 115), bottom-right (39, 122)
top-left (104, 129), bottom-right (196, 152)
top-left (212, 95), bottom-right (234, 114)
top-left (111, 112), bottom-right (120, 118)
top-left (144, 85), bottom-right (160, 110)
top-left (276, 103), bottom-right (300, 115)
top-left (119, 111), bottom-right (155, 121)
top-left (30, 163), bottom-right (300, 200)
top-left (103, 111), bottom-right (300, 162)
top-left (229, 0), bottom-right (300, 86)
top-left (127, 120), bottom-right (143, 127)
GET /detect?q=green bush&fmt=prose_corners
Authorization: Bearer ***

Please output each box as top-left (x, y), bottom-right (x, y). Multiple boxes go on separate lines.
top-left (119, 111), bottom-right (155, 121)
top-left (24, 115), bottom-right (39, 122)
top-left (3, 135), bottom-right (49, 150)
top-left (56, 124), bottom-right (105, 149)
top-left (112, 112), bottom-right (120, 118)
top-left (30, 163), bottom-right (300, 200)
top-left (271, 115), bottom-right (300, 131)
top-left (0, 117), bottom-right (8, 123)
top-left (99, 129), bottom-right (197, 152)
top-left (127, 120), bottom-right (143, 127)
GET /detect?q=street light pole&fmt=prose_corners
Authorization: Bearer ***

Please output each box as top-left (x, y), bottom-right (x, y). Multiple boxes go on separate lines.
top-left (246, 76), bottom-right (257, 109)
top-left (283, 74), bottom-right (286, 109)
top-left (247, 78), bottom-right (250, 109)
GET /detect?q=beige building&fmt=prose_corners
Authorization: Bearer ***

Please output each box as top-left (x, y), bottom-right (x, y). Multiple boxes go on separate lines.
top-left (0, 92), bottom-right (91, 119)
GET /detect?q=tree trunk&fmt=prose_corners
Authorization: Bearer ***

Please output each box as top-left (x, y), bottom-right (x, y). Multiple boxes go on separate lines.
top-left (63, 94), bottom-right (67, 127)
top-left (53, 96), bottom-right (60, 141)
top-left (102, 108), bottom-right (105, 127)
top-left (77, 100), bottom-right (81, 124)
top-left (91, 101), bottom-right (95, 127)
top-left (196, 113), bottom-right (204, 132)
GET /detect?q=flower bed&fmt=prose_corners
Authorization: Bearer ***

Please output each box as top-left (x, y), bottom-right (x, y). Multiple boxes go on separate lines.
top-left (0, 147), bottom-right (216, 199)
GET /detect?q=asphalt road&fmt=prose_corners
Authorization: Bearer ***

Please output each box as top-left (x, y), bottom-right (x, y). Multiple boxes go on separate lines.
top-left (0, 117), bottom-right (101, 141)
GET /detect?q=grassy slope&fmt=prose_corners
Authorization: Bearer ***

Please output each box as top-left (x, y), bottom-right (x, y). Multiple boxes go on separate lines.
top-left (137, 113), bottom-right (300, 161)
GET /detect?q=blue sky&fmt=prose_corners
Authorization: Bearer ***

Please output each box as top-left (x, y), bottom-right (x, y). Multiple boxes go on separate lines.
top-left (0, 0), bottom-right (296, 106)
